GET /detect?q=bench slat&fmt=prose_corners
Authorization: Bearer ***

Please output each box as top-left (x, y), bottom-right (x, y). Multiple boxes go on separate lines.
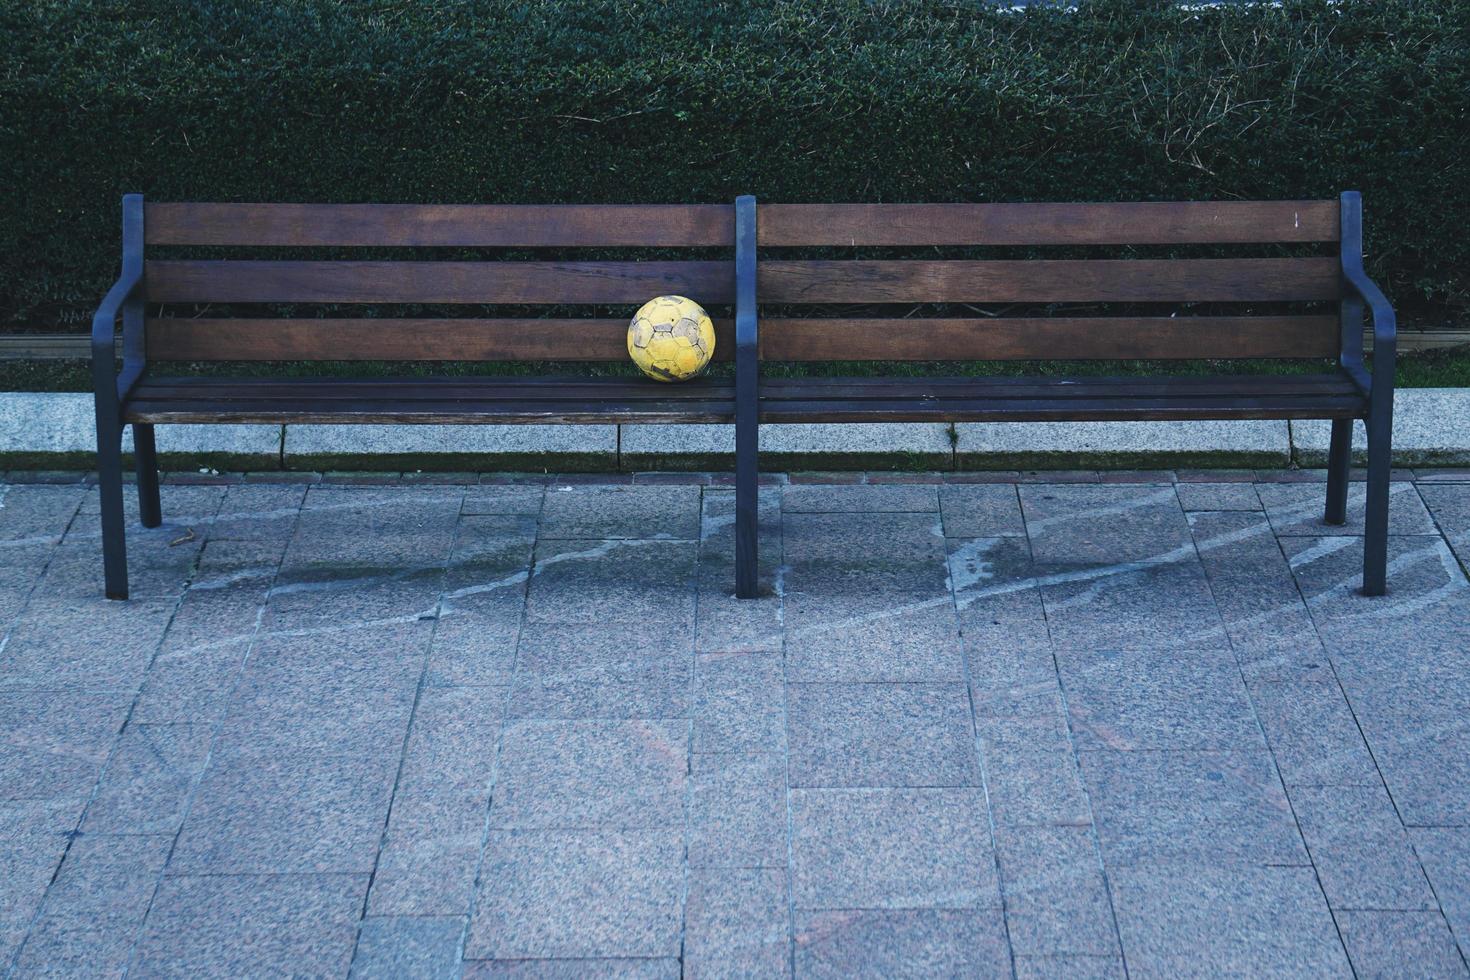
top-left (129, 377), bottom-right (729, 401)
top-left (145, 203), bottom-right (734, 247)
top-left (123, 376), bottom-right (734, 424)
top-left (759, 316), bottom-right (1338, 360)
top-left (757, 373), bottom-right (1364, 421)
top-left (758, 374), bottom-right (1361, 398)
top-left (123, 402), bottom-right (736, 424)
top-left (759, 201), bottom-right (1339, 246)
top-left (758, 397), bottom-right (1363, 422)
top-left (145, 315), bottom-right (1333, 362)
top-left (146, 318), bottom-right (736, 362)
top-left (145, 260), bottom-right (735, 305)
top-left (120, 372), bottom-right (1362, 425)
top-left (760, 258), bottom-right (1339, 303)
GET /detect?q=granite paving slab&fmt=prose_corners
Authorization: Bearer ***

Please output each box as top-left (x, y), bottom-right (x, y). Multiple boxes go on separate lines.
top-left (786, 682), bottom-right (980, 787)
top-left (128, 872), bottom-right (368, 977)
top-left (1290, 782), bottom-right (1437, 911)
top-left (684, 867), bottom-right (791, 977)
top-left (993, 824), bottom-right (1121, 957)
top-left (1418, 483), bottom-right (1470, 567)
top-left (466, 829), bottom-right (683, 960)
top-left (3, 471), bottom-right (1469, 975)
top-left (793, 909), bottom-right (1011, 978)
top-left (1019, 484), bottom-right (1191, 564)
top-left (350, 915), bottom-right (465, 980)
top-left (11, 833), bottom-right (171, 976)
top-left (1188, 509), bottom-right (1326, 664)
top-left (1286, 534), bottom-right (1470, 652)
top-left (1258, 480), bottom-right (1437, 537)
top-left (688, 752), bottom-right (787, 869)
top-left (1411, 828), bottom-right (1470, 959)
top-left (1108, 864), bottom-right (1351, 977)
top-left (1056, 646), bottom-right (1261, 752)
top-left (789, 788), bottom-right (1000, 910)
top-left (1331, 646), bottom-right (1470, 827)
top-left (1079, 749), bottom-right (1308, 867)
top-left (938, 483), bottom-right (1027, 537)
top-left (1336, 910), bottom-right (1469, 979)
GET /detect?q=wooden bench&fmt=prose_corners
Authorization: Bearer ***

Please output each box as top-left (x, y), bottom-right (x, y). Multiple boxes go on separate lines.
top-left (93, 193), bottom-right (1395, 601)
top-left (91, 198), bottom-right (756, 599)
top-left (738, 193), bottom-right (1396, 594)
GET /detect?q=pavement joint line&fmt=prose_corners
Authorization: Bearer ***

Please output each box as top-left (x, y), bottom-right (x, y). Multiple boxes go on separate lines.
top-left (52, 483), bottom-right (232, 977)
top-left (350, 483), bottom-right (468, 971)
top-left (1182, 478), bottom-right (1350, 971)
top-left (945, 523), bottom-right (1020, 974)
top-left (0, 482), bottom-right (89, 978)
top-left (458, 478), bottom-right (543, 964)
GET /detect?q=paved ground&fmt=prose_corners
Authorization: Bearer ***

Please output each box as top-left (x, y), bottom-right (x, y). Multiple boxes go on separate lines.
top-left (2, 469), bottom-right (1469, 978)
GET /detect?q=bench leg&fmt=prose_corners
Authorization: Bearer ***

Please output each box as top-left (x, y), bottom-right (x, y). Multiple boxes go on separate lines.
top-left (1362, 412), bottom-right (1392, 597)
top-left (1324, 418), bottom-right (1351, 526)
top-left (97, 422), bottom-right (130, 600)
top-left (134, 423), bottom-right (162, 528)
top-left (734, 413), bottom-right (759, 600)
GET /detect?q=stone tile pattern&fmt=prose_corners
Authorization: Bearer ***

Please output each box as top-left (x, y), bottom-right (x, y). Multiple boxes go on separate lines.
top-left (1, 472), bottom-right (1469, 976)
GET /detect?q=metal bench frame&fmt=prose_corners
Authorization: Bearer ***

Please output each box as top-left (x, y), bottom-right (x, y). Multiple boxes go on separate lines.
top-left (93, 192), bottom-right (1395, 601)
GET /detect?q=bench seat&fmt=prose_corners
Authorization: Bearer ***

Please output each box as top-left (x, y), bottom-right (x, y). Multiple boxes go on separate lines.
top-left (756, 372), bottom-right (1368, 423)
top-left (121, 375), bottom-right (735, 425)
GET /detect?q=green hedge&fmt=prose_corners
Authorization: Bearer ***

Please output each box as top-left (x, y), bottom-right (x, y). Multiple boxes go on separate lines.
top-left (2, 0), bottom-right (1467, 331)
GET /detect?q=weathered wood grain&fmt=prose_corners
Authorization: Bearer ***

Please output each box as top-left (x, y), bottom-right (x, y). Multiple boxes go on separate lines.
top-left (145, 203), bottom-right (734, 247)
top-left (759, 201), bottom-right (1339, 246)
top-left (759, 258), bottom-right (1340, 304)
top-left (145, 260), bottom-right (734, 304)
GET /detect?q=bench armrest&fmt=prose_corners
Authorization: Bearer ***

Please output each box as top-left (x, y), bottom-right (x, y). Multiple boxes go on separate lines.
top-left (91, 269), bottom-right (142, 360)
top-left (94, 195), bottom-right (147, 409)
top-left (1342, 263), bottom-right (1396, 367)
top-left (1338, 191), bottom-right (1394, 404)
top-left (91, 267), bottom-right (144, 403)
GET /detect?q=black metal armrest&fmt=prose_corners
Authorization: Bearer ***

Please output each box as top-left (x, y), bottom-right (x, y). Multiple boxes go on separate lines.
top-left (94, 194), bottom-right (147, 406)
top-left (91, 269), bottom-right (142, 360)
top-left (91, 267), bottom-right (144, 403)
top-left (1342, 262), bottom-right (1396, 364)
top-left (1338, 192), bottom-right (1395, 396)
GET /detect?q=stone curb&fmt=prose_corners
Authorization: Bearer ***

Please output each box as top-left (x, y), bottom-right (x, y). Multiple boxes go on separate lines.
top-left (3, 389), bottom-right (1467, 470)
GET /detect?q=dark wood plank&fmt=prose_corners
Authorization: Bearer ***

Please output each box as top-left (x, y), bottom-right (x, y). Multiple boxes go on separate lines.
top-left (756, 373), bottom-right (1364, 421)
top-left (757, 398), bottom-right (1364, 423)
top-left (23, 326), bottom-right (1467, 361)
top-left (759, 258), bottom-right (1340, 303)
top-left (120, 372), bottom-right (1364, 426)
top-left (758, 201), bottom-right (1339, 246)
top-left (123, 403), bottom-right (736, 424)
top-left (759, 316), bottom-right (1339, 361)
top-left (145, 318), bottom-right (735, 362)
top-left (128, 376), bottom-right (730, 400)
top-left (145, 260), bottom-right (734, 305)
top-left (758, 374), bottom-right (1362, 400)
top-left (123, 376), bottom-right (734, 423)
top-left (145, 203), bottom-right (734, 247)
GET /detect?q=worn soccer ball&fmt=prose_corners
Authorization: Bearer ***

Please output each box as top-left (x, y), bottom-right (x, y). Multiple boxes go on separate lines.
top-left (627, 295), bottom-right (715, 382)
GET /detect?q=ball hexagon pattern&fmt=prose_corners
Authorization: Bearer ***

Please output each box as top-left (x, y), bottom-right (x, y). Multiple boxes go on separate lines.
top-left (627, 295), bottom-right (715, 382)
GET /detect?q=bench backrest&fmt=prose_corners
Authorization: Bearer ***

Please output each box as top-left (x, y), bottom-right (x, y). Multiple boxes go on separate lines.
top-left (131, 196), bottom-right (1352, 368)
top-left (139, 202), bottom-right (736, 363)
top-left (752, 200), bottom-right (1344, 362)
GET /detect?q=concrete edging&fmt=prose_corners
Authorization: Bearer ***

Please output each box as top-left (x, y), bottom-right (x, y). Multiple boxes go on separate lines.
top-left (3, 389), bottom-right (1467, 470)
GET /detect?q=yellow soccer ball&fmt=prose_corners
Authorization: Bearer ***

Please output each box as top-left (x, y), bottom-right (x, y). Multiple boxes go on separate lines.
top-left (627, 295), bottom-right (715, 382)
